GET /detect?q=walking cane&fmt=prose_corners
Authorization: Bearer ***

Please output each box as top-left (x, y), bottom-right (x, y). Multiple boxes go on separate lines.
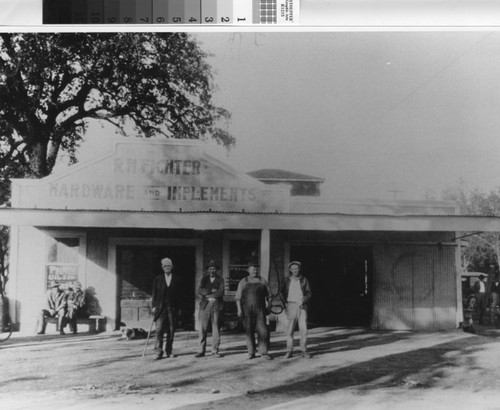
top-left (142, 317), bottom-right (156, 359)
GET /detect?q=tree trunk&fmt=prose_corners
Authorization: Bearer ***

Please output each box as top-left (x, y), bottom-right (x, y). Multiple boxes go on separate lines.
top-left (27, 140), bottom-right (49, 178)
top-left (0, 295), bottom-right (9, 331)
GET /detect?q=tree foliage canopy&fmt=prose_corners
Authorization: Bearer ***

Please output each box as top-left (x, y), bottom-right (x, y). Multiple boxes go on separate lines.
top-left (0, 32), bottom-right (233, 183)
top-left (444, 184), bottom-right (500, 274)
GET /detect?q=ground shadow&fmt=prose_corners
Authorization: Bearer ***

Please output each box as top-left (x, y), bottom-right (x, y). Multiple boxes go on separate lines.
top-left (177, 332), bottom-right (498, 410)
top-left (0, 332), bottom-right (119, 350)
top-left (220, 328), bottom-right (410, 359)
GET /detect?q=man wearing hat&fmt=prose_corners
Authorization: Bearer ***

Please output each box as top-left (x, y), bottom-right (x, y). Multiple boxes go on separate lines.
top-left (195, 260), bottom-right (225, 358)
top-left (281, 261), bottom-right (312, 358)
top-left (36, 281), bottom-right (68, 335)
top-left (235, 259), bottom-right (273, 360)
top-left (65, 281), bottom-right (86, 334)
top-left (473, 274), bottom-right (489, 325)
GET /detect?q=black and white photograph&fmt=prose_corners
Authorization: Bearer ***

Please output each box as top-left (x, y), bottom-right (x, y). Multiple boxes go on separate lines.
top-left (3, 28), bottom-right (500, 409)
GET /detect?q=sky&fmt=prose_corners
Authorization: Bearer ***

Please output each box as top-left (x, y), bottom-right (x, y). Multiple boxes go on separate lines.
top-left (77, 31), bottom-right (500, 201)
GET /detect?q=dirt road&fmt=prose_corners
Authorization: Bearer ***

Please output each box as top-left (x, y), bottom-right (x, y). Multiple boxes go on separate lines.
top-left (1, 326), bottom-right (500, 409)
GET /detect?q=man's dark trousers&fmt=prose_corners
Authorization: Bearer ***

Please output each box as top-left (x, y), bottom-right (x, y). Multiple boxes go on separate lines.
top-left (155, 306), bottom-right (176, 356)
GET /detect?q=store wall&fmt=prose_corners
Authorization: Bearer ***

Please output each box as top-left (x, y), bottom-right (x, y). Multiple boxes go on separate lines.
top-left (9, 226), bottom-right (460, 333)
top-left (10, 226), bottom-right (47, 333)
top-left (281, 230), bottom-right (458, 331)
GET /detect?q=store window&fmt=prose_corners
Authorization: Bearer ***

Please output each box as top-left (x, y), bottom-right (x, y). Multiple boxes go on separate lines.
top-left (226, 238), bottom-right (259, 294)
top-left (45, 234), bottom-right (85, 290)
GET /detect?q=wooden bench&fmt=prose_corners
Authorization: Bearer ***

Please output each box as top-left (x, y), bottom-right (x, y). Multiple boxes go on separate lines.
top-left (46, 315), bottom-right (106, 334)
top-left (88, 315), bottom-right (106, 333)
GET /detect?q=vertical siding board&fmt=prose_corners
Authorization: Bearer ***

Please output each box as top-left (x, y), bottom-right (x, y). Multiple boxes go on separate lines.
top-left (412, 247), bottom-right (434, 330)
top-left (395, 245), bottom-right (412, 330)
top-left (373, 243), bottom-right (457, 331)
top-left (374, 245), bottom-right (414, 330)
top-left (373, 245), bottom-right (393, 329)
top-left (391, 246), bottom-right (414, 330)
top-left (433, 246), bottom-right (457, 329)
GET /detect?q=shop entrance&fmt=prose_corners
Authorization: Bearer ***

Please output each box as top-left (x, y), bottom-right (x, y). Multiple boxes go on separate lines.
top-left (290, 245), bottom-right (373, 327)
top-left (117, 245), bottom-right (196, 330)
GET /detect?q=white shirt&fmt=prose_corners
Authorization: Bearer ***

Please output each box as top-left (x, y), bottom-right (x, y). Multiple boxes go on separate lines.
top-left (479, 280), bottom-right (486, 293)
top-left (287, 278), bottom-right (303, 303)
top-left (208, 276), bottom-right (216, 300)
top-left (165, 273), bottom-right (172, 287)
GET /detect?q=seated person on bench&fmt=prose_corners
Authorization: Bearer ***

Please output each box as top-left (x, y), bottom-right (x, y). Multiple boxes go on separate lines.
top-left (36, 281), bottom-right (67, 335)
top-left (65, 282), bottom-right (86, 334)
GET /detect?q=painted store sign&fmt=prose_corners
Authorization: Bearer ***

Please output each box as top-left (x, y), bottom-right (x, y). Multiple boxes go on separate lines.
top-left (11, 139), bottom-right (290, 213)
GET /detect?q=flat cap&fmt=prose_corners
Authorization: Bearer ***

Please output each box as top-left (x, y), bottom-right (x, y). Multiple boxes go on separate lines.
top-left (206, 259), bottom-right (220, 269)
top-left (247, 259), bottom-right (260, 267)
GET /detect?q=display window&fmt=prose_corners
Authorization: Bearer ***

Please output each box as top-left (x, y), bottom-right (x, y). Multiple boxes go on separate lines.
top-left (225, 236), bottom-right (259, 294)
top-left (45, 233), bottom-right (86, 290)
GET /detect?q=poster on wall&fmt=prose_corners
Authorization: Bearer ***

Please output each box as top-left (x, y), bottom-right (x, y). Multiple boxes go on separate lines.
top-left (46, 265), bottom-right (79, 290)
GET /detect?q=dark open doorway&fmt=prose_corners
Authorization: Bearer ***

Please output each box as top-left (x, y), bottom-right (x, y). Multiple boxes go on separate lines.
top-left (117, 245), bottom-right (196, 330)
top-left (290, 245), bottom-right (373, 327)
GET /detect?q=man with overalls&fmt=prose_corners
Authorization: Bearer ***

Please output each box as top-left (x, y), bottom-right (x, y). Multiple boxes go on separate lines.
top-left (235, 260), bottom-right (273, 360)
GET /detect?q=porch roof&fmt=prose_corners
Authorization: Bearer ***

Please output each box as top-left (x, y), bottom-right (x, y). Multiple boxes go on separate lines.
top-left (1, 207), bottom-right (499, 232)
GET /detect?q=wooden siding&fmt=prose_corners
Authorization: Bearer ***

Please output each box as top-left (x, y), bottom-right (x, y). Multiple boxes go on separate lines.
top-left (373, 244), bottom-right (458, 330)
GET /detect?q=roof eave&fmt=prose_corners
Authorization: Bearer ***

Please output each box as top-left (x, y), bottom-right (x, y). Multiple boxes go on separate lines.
top-left (1, 208), bottom-right (498, 232)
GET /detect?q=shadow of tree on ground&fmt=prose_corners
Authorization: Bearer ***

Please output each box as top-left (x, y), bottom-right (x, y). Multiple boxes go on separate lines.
top-left (177, 332), bottom-right (498, 410)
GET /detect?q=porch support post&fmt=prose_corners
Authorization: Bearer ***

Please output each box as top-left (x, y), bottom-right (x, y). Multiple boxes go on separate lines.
top-left (260, 229), bottom-right (271, 281)
top-left (456, 237), bottom-right (465, 327)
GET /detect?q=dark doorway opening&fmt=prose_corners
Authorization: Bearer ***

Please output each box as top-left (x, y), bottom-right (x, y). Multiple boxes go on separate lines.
top-left (290, 245), bottom-right (373, 327)
top-left (117, 246), bottom-right (196, 330)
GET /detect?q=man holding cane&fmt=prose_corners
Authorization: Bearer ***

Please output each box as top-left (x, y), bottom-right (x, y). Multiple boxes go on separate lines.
top-left (151, 257), bottom-right (180, 360)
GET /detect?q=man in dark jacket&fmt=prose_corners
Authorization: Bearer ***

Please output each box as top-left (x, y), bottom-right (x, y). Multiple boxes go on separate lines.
top-left (195, 260), bottom-right (224, 358)
top-left (151, 257), bottom-right (180, 360)
top-left (281, 261), bottom-right (312, 358)
top-left (473, 274), bottom-right (488, 325)
top-left (65, 281), bottom-right (85, 334)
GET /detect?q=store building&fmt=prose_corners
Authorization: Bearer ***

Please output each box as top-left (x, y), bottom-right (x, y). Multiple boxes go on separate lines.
top-left (3, 139), bottom-right (500, 333)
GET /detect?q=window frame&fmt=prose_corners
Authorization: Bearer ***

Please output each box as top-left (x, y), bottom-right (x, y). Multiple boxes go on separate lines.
top-left (44, 231), bottom-right (87, 291)
top-left (222, 232), bottom-right (260, 297)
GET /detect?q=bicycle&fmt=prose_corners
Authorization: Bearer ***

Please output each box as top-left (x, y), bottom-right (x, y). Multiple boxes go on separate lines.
top-left (0, 314), bottom-right (13, 342)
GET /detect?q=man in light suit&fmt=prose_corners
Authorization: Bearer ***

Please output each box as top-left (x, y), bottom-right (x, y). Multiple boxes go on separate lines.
top-left (281, 261), bottom-right (312, 359)
top-left (151, 257), bottom-right (180, 360)
top-left (36, 281), bottom-right (67, 335)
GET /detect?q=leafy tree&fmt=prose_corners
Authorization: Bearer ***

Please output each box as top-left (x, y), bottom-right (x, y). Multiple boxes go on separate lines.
top-left (0, 32), bottom-right (233, 180)
top-left (0, 163), bottom-right (25, 296)
top-left (444, 183), bottom-right (500, 274)
top-left (0, 32), bottom-right (234, 296)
